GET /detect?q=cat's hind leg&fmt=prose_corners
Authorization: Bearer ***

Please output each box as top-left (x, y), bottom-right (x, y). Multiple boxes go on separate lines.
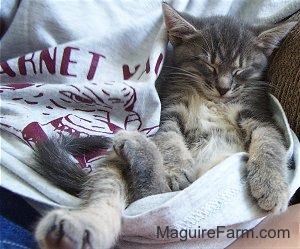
top-left (35, 161), bottom-right (127, 249)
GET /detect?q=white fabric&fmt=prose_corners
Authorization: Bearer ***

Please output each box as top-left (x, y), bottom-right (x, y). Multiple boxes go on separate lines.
top-left (1, 0), bottom-right (300, 248)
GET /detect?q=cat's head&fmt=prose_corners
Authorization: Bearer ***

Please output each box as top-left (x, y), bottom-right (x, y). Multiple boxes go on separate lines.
top-left (162, 3), bottom-right (297, 102)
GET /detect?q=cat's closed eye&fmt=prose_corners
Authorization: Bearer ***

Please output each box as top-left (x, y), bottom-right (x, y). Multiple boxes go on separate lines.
top-left (190, 56), bottom-right (216, 75)
top-left (233, 68), bottom-right (243, 76)
top-left (233, 66), bottom-right (258, 79)
top-left (201, 60), bottom-right (216, 73)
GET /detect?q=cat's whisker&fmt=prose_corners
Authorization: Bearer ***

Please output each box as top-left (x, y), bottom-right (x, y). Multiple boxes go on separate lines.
top-left (245, 82), bottom-right (269, 89)
top-left (231, 88), bottom-right (242, 94)
top-left (166, 67), bottom-right (203, 81)
top-left (165, 65), bottom-right (198, 75)
top-left (170, 76), bottom-right (201, 86)
top-left (170, 75), bottom-right (201, 85)
top-left (169, 71), bottom-right (199, 79)
top-left (205, 84), bottom-right (214, 90)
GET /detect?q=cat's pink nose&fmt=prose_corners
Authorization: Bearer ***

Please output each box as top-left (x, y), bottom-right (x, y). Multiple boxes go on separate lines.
top-left (216, 87), bottom-right (230, 96)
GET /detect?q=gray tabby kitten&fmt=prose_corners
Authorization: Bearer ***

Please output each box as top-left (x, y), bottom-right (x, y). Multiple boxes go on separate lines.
top-left (34, 3), bottom-right (296, 249)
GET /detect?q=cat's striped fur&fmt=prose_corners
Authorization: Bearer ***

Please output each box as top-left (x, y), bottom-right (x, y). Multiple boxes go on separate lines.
top-left (34, 3), bottom-right (297, 249)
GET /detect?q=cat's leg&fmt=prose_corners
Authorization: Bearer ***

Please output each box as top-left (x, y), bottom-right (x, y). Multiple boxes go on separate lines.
top-left (247, 126), bottom-right (289, 213)
top-left (153, 130), bottom-right (196, 191)
top-left (147, 104), bottom-right (197, 191)
top-left (239, 116), bottom-right (289, 213)
top-left (112, 129), bottom-right (195, 195)
top-left (113, 130), bottom-right (170, 200)
top-left (35, 160), bottom-right (126, 249)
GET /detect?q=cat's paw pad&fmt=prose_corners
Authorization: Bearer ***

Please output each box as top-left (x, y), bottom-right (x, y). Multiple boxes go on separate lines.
top-left (248, 172), bottom-right (289, 213)
top-left (167, 161), bottom-right (196, 191)
top-left (35, 210), bottom-right (103, 249)
top-left (113, 130), bottom-right (150, 160)
top-left (256, 190), bottom-right (289, 214)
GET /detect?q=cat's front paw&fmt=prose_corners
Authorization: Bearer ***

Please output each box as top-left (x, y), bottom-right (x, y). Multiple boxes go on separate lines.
top-left (35, 209), bottom-right (119, 249)
top-left (166, 160), bottom-right (196, 191)
top-left (113, 130), bottom-right (145, 159)
top-left (113, 130), bottom-right (160, 164)
top-left (248, 166), bottom-right (289, 213)
top-left (112, 130), bottom-right (169, 198)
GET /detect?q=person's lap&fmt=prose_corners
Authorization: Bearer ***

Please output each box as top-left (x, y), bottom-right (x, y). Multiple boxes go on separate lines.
top-left (0, 187), bottom-right (39, 249)
top-left (1, 186), bottom-right (299, 249)
top-left (228, 203), bottom-right (300, 248)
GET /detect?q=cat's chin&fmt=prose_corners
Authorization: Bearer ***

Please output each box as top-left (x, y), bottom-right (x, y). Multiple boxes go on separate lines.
top-left (206, 95), bottom-right (235, 104)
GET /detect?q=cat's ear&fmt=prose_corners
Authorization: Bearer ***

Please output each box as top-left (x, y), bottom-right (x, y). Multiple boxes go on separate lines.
top-left (256, 21), bottom-right (297, 55)
top-left (162, 2), bottom-right (197, 46)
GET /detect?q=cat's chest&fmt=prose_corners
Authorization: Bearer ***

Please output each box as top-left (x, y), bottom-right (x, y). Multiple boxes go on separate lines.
top-left (191, 101), bottom-right (240, 128)
top-left (183, 100), bottom-right (245, 176)
top-left (184, 100), bottom-right (243, 144)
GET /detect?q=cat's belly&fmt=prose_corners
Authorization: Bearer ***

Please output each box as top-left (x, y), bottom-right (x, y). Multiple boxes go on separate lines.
top-left (185, 99), bottom-right (245, 176)
top-left (191, 132), bottom-right (244, 177)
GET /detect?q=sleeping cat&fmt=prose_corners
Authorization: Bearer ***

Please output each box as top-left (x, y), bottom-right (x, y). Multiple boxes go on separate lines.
top-left (34, 3), bottom-right (297, 249)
